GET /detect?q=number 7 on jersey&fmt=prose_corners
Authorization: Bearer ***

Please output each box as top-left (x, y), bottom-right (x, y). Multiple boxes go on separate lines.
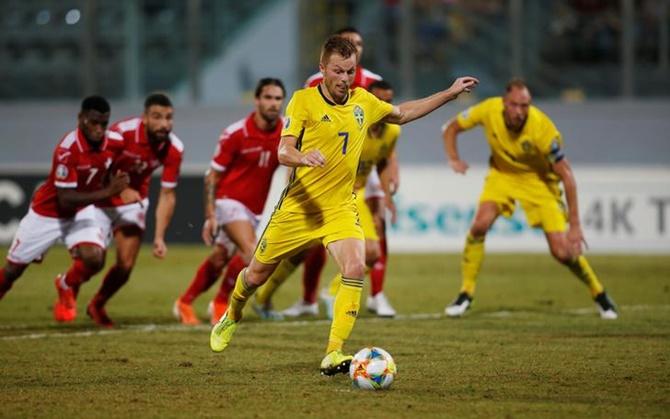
top-left (338, 132), bottom-right (349, 154)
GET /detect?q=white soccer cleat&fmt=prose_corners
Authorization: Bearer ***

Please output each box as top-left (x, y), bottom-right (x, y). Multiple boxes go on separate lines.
top-left (319, 288), bottom-right (335, 320)
top-left (281, 299), bottom-right (319, 317)
top-left (366, 292), bottom-right (396, 318)
top-left (594, 292), bottom-right (619, 320)
top-left (445, 292), bottom-right (473, 317)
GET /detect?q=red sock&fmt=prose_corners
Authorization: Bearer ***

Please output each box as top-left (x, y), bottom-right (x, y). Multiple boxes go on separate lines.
top-left (93, 265), bottom-right (131, 306)
top-left (0, 267), bottom-right (12, 298)
top-left (64, 258), bottom-right (98, 290)
top-left (215, 254), bottom-right (246, 304)
top-left (303, 246), bottom-right (327, 304)
top-left (370, 229), bottom-right (388, 296)
top-left (180, 259), bottom-right (223, 304)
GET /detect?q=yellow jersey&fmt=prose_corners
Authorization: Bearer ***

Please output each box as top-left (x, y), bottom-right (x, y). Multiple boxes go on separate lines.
top-left (280, 85), bottom-right (394, 214)
top-left (355, 123), bottom-right (401, 189)
top-left (456, 97), bottom-right (564, 183)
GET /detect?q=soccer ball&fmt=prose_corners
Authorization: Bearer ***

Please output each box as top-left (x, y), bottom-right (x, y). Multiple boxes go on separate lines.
top-left (349, 347), bottom-right (397, 390)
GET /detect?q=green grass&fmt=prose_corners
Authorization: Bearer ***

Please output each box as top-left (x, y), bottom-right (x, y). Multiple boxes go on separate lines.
top-left (0, 246), bottom-right (669, 418)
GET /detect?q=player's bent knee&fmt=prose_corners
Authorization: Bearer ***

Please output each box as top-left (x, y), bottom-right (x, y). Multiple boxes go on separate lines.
top-left (3, 262), bottom-right (26, 281)
top-left (550, 247), bottom-right (572, 265)
top-left (342, 261), bottom-right (366, 279)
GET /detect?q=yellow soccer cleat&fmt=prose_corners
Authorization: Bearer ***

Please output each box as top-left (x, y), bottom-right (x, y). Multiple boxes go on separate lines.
top-left (210, 312), bottom-right (238, 353)
top-left (319, 350), bottom-right (353, 376)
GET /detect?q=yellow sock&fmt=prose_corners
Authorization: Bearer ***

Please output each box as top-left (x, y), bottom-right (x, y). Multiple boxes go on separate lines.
top-left (327, 273), bottom-right (340, 297)
top-left (461, 233), bottom-right (485, 296)
top-left (255, 259), bottom-right (297, 306)
top-left (567, 255), bottom-right (604, 297)
top-left (326, 275), bottom-right (363, 354)
top-left (228, 268), bottom-right (257, 321)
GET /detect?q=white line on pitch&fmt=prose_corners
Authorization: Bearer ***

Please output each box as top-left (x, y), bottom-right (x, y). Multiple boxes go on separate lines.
top-left (1, 304), bottom-right (667, 341)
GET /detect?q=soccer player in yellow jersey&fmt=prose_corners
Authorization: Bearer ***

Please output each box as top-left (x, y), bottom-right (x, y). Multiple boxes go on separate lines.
top-left (210, 35), bottom-right (478, 375)
top-left (442, 79), bottom-right (618, 320)
top-left (320, 79), bottom-right (402, 317)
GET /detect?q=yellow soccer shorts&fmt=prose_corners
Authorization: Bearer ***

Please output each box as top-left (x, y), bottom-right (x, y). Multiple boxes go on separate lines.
top-left (479, 170), bottom-right (567, 233)
top-left (254, 201), bottom-right (364, 265)
top-left (355, 187), bottom-right (379, 242)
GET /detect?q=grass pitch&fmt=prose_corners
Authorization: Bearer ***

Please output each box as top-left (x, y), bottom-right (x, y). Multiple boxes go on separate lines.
top-left (0, 245), bottom-right (668, 418)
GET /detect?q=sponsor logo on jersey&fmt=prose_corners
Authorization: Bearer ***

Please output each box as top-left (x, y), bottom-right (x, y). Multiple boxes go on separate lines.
top-left (461, 107), bottom-right (471, 120)
top-left (321, 114), bottom-right (331, 122)
top-left (284, 117), bottom-right (291, 129)
top-left (353, 105), bottom-right (364, 128)
top-left (55, 164), bottom-right (68, 180)
top-left (259, 238), bottom-right (267, 254)
top-left (241, 146), bottom-right (263, 154)
top-left (57, 150), bottom-right (71, 162)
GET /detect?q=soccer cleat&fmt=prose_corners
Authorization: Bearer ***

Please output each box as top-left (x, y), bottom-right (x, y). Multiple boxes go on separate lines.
top-left (320, 350), bottom-right (353, 376)
top-left (281, 299), bottom-right (319, 317)
top-left (366, 292), bottom-right (396, 318)
top-left (53, 274), bottom-right (77, 322)
top-left (594, 292), bottom-right (618, 320)
top-left (86, 302), bottom-right (114, 328)
top-left (208, 299), bottom-right (228, 326)
top-left (319, 288), bottom-right (335, 320)
top-left (173, 299), bottom-right (201, 325)
top-left (252, 299), bottom-right (284, 321)
top-left (445, 292), bottom-right (473, 318)
top-left (210, 311), bottom-right (238, 352)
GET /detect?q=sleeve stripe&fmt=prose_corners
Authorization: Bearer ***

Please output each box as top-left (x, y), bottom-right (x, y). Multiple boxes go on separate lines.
top-left (210, 161), bottom-right (225, 172)
top-left (161, 181), bottom-right (177, 188)
top-left (54, 181), bottom-right (77, 188)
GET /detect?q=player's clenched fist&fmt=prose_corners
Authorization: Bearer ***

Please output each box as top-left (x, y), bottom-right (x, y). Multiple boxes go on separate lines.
top-left (300, 150), bottom-right (326, 167)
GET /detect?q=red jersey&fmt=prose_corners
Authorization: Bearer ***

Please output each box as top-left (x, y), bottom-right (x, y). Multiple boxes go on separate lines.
top-left (210, 113), bottom-right (282, 215)
top-left (304, 66), bottom-right (382, 89)
top-left (31, 128), bottom-right (125, 218)
top-left (103, 117), bottom-right (184, 207)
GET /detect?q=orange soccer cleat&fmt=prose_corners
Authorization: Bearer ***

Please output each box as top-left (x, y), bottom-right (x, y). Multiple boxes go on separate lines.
top-left (86, 301), bottom-right (114, 328)
top-left (173, 299), bottom-right (201, 325)
top-left (53, 274), bottom-right (77, 322)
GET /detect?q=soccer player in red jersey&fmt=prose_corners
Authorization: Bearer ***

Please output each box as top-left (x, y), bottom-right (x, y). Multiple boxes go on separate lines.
top-left (174, 78), bottom-right (286, 325)
top-left (85, 93), bottom-right (184, 327)
top-left (0, 96), bottom-right (136, 322)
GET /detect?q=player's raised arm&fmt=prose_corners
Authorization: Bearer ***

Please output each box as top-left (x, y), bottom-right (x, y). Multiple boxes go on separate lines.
top-left (278, 136), bottom-right (325, 168)
top-left (442, 118), bottom-right (469, 174)
top-left (384, 77), bottom-right (479, 125)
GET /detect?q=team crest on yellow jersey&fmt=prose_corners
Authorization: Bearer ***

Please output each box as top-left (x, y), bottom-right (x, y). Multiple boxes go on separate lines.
top-left (353, 105), bottom-right (364, 129)
top-left (521, 139), bottom-right (535, 154)
top-left (259, 238), bottom-right (267, 254)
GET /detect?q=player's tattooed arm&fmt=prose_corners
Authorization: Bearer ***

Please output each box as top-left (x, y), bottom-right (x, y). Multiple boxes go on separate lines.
top-left (202, 169), bottom-right (222, 245)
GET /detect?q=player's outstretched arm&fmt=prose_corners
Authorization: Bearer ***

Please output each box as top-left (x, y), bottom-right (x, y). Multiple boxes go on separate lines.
top-left (442, 118), bottom-right (469, 174)
top-left (57, 170), bottom-right (129, 209)
top-left (202, 169), bottom-right (222, 245)
top-left (553, 158), bottom-right (584, 255)
top-left (153, 187), bottom-right (176, 258)
top-left (278, 136), bottom-right (325, 168)
top-left (384, 77), bottom-right (478, 125)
